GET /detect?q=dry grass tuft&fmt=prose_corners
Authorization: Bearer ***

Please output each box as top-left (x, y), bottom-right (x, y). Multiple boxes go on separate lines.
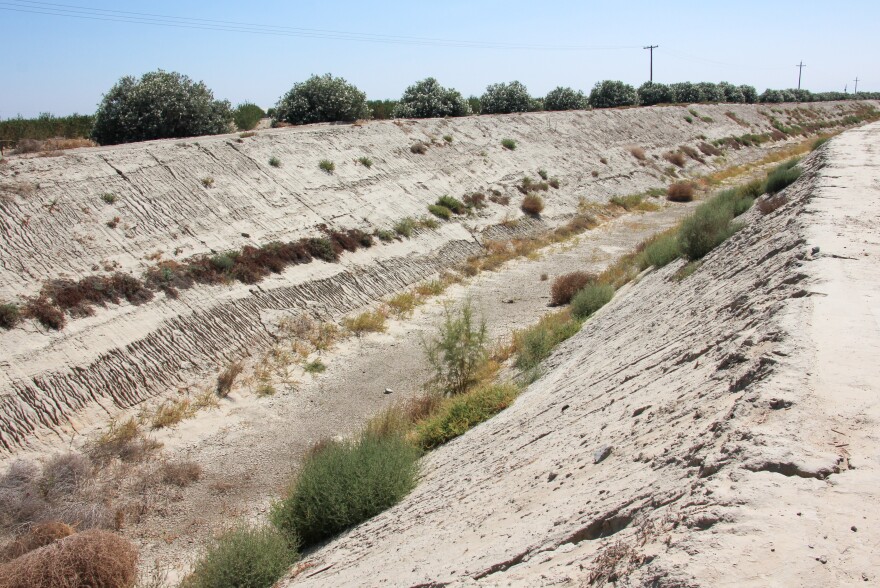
top-left (757, 193), bottom-right (789, 215)
top-left (698, 141), bottom-right (722, 157)
top-left (550, 272), bottom-right (596, 306)
top-left (160, 461), bottom-right (202, 487)
top-left (343, 309), bottom-right (387, 335)
top-left (663, 150), bottom-right (686, 167)
top-left (216, 361), bottom-right (244, 397)
top-left (666, 182), bottom-right (695, 202)
top-left (629, 147), bottom-right (646, 161)
top-left (89, 418), bottom-right (161, 464)
top-left (386, 292), bottom-right (420, 318)
top-left (150, 397), bottom-right (194, 429)
top-left (410, 142), bottom-right (428, 154)
top-left (0, 529), bottom-right (138, 588)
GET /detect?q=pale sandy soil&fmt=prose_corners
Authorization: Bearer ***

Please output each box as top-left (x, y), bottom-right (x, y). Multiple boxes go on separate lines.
top-left (273, 123), bottom-right (880, 587)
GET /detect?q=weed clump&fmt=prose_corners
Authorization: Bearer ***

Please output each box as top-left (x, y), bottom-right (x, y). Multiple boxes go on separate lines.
top-left (428, 204), bottom-right (452, 220)
top-left (415, 383), bottom-right (520, 450)
top-left (318, 159), bottom-right (335, 174)
top-left (357, 156), bottom-right (373, 168)
top-left (501, 138), bottom-right (517, 150)
top-left (343, 310), bottom-right (386, 335)
top-left (410, 142), bottom-right (428, 154)
top-left (0, 303), bottom-right (20, 329)
top-left (678, 199), bottom-right (737, 261)
top-left (764, 159), bottom-right (802, 194)
top-left (393, 217), bottom-right (415, 238)
top-left (216, 361), bottom-right (244, 397)
top-left (183, 525), bottom-right (297, 588)
top-left (268, 156), bottom-right (281, 168)
top-left (513, 311), bottom-right (581, 372)
top-left (271, 435), bottom-right (420, 548)
top-left (629, 147), bottom-right (646, 161)
top-left (666, 182), bottom-right (695, 202)
top-left (520, 194), bottom-right (544, 216)
top-left (550, 272), bottom-right (595, 306)
top-left (570, 284), bottom-right (615, 319)
top-left (436, 195), bottom-right (465, 214)
top-left (423, 302), bottom-right (487, 395)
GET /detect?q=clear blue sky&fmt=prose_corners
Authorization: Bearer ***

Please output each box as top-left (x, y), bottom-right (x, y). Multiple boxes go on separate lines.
top-left (1, 0), bottom-right (877, 117)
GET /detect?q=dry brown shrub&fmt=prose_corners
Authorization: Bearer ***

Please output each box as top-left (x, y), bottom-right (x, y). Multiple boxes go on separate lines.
top-left (410, 142), bottom-right (428, 154)
top-left (679, 145), bottom-right (704, 163)
top-left (698, 141), bottom-right (721, 156)
top-left (629, 147), bottom-right (646, 160)
top-left (520, 194), bottom-right (544, 216)
top-left (488, 193), bottom-right (510, 205)
top-left (769, 129), bottom-right (787, 141)
top-left (0, 529), bottom-right (138, 588)
top-left (216, 361), bottom-right (244, 397)
top-left (1, 522), bottom-right (75, 562)
top-left (550, 272), bottom-right (596, 306)
top-left (666, 182), bottom-right (695, 202)
top-left (88, 418), bottom-right (161, 464)
top-left (160, 461), bottom-right (202, 487)
top-left (663, 150), bottom-right (686, 167)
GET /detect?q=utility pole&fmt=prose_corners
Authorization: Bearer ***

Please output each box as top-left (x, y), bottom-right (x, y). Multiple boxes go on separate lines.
top-left (854, 77), bottom-right (860, 94)
top-left (796, 61), bottom-right (806, 90)
top-left (644, 45), bottom-right (658, 82)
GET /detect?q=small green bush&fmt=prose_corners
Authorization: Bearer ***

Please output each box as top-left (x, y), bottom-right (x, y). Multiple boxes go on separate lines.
top-left (423, 302), bottom-right (487, 395)
top-left (183, 525), bottom-right (297, 588)
top-left (415, 383), bottom-right (520, 450)
top-left (436, 195), bottom-right (465, 214)
top-left (273, 74), bottom-right (369, 125)
top-left (233, 102), bottom-right (266, 131)
top-left (268, 156), bottom-right (281, 168)
top-left (638, 233), bottom-right (680, 269)
top-left (358, 156), bottom-right (373, 168)
top-left (394, 217), bottom-right (415, 237)
top-left (443, 135), bottom-right (453, 143)
top-left (570, 284), bottom-right (615, 319)
top-left (428, 204), bottom-right (452, 220)
top-left (376, 229), bottom-right (395, 242)
top-left (514, 312), bottom-right (581, 372)
top-left (537, 169), bottom-right (548, 180)
top-left (101, 193), bottom-right (117, 204)
top-left (0, 303), bottom-right (20, 329)
top-left (501, 138), bottom-right (516, 150)
top-left (764, 160), bottom-right (802, 194)
top-left (271, 435), bottom-right (420, 547)
top-left (678, 199), bottom-right (736, 261)
top-left (319, 159), bottom-right (335, 173)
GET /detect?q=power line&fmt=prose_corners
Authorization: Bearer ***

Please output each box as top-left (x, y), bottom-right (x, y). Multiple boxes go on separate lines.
top-left (643, 45), bottom-right (658, 82)
top-left (0, 0), bottom-right (641, 51)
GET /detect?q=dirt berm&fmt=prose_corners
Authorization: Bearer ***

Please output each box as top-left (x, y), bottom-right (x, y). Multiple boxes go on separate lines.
top-left (0, 101), bottom-right (875, 455)
top-left (279, 123), bottom-right (880, 586)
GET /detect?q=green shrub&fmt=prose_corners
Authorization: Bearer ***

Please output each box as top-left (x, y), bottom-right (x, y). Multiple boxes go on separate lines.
top-left (233, 102), bottom-right (266, 131)
top-left (637, 82), bottom-right (674, 106)
top-left (271, 435), bottom-right (420, 547)
top-left (638, 233), bottom-right (680, 269)
top-left (100, 193), bottom-right (117, 204)
top-left (394, 217), bottom-right (415, 237)
top-left (423, 302), bottom-right (487, 394)
top-left (183, 525), bottom-right (297, 588)
top-left (0, 113), bottom-right (94, 148)
top-left (467, 95), bottom-right (482, 114)
top-left (415, 383), bottom-right (520, 450)
top-left (0, 303), bottom-right (20, 329)
top-left (544, 86), bottom-right (588, 111)
top-left (589, 80), bottom-right (638, 109)
top-left (392, 78), bottom-right (471, 118)
top-left (428, 204), bottom-right (452, 220)
top-left (303, 360), bottom-right (326, 374)
top-left (358, 156), bottom-right (373, 168)
top-left (436, 195), bottom-right (465, 214)
top-left (367, 99), bottom-right (397, 120)
top-left (718, 81), bottom-right (746, 103)
top-left (274, 74), bottom-right (369, 125)
top-left (319, 159), bottom-right (335, 174)
top-left (480, 81), bottom-right (533, 114)
top-left (764, 160), bottom-right (802, 194)
top-left (268, 156), bottom-right (281, 168)
top-left (570, 284), bottom-right (615, 319)
top-left (376, 229), bottom-right (395, 242)
top-left (501, 138), bottom-right (516, 150)
top-left (739, 85), bottom-right (759, 103)
top-left (678, 199), bottom-right (736, 261)
top-left (92, 70), bottom-right (233, 145)
top-left (514, 311), bottom-right (581, 372)
top-left (443, 135), bottom-right (453, 143)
